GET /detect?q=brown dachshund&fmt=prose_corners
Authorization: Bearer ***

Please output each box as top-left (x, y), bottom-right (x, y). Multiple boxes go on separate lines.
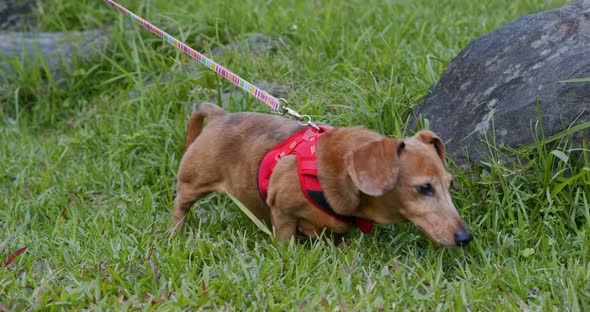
top-left (173, 103), bottom-right (472, 247)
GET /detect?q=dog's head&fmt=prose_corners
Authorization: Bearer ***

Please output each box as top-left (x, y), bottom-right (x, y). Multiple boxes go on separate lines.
top-left (345, 130), bottom-right (472, 247)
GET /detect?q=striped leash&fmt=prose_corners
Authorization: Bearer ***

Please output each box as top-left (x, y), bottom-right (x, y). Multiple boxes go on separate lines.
top-left (104, 0), bottom-right (319, 129)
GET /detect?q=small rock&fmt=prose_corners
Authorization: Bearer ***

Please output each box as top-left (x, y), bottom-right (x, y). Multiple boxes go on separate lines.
top-left (211, 34), bottom-right (288, 56)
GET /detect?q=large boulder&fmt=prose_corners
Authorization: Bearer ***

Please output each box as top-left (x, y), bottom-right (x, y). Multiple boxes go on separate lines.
top-left (410, 0), bottom-right (590, 164)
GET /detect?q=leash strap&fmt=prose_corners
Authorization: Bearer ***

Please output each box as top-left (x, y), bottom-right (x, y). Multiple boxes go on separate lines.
top-left (105, 0), bottom-right (282, 111)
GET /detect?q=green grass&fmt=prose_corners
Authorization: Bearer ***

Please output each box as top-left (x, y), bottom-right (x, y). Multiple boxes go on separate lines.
top-left (1, 0), bottom-right (589, 310)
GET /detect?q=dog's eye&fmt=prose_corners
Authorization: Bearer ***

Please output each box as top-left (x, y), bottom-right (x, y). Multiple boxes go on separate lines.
top-left (416, 183), bottom-right (434, 196)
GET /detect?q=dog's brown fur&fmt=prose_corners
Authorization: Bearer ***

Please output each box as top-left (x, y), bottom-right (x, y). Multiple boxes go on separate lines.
top-left (173, 103), bottom-right (471, 246)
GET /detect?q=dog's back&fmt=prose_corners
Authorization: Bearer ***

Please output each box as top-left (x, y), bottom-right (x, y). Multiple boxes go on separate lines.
top-left (176, 103), bottom-right (302, 225)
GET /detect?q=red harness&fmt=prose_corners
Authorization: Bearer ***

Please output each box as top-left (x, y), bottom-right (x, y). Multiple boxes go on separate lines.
top-left (257, 126), bottom-right (373, 234)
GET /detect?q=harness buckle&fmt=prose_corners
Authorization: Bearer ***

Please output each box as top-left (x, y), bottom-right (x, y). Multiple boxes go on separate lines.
top-left (298, 115), bottom-right (320, 130)
top-left (277, 98), bottom-right (320, 131)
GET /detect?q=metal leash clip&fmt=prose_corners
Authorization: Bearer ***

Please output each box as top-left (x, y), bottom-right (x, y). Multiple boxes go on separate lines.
top-left (277, 98), bottom-right (320, 130)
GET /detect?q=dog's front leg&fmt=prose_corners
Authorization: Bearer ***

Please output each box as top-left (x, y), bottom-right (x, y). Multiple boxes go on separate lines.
top-left (266, 155), bottom-right (306, 242)
top-left (269, 209), bottom-right (297, 241)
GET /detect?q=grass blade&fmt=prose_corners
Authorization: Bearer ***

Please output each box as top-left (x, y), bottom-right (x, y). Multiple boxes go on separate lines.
top-left (227, 193), bottom-right (273, 236)
top-left (559, 77), bottom-right (590, 83)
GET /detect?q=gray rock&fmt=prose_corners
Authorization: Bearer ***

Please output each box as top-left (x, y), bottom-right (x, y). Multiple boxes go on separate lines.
top-left (0, 0), bottom-right (36, 31)
top-left (211, 34), bottom-right (288, 56)
top-left (410, 0), bottom-right (590, 164)
top-left (0, 30), bottom-right (110, 81)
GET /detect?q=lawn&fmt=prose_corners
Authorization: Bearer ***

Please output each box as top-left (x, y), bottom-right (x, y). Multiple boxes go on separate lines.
top-left (1, 0), bottom-right (589, 310)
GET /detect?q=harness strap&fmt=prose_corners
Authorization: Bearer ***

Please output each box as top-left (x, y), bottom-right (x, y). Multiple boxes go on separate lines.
top-left (257, 126), bottom-right (373, 234)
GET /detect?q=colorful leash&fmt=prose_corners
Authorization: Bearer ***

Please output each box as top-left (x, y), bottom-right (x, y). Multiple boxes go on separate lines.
top-left (104, 0), bottom-right (318, 129)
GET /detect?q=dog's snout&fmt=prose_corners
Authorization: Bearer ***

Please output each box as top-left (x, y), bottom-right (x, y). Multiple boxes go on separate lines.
top-left (454, 230), bottom-right (473, 247)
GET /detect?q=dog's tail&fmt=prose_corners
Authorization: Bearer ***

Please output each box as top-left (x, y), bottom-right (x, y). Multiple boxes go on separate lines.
top-left (184, 103), bottom-right (226, 152)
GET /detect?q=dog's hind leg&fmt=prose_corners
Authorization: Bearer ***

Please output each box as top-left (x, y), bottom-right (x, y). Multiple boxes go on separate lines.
top-left (172, 157), bottom-right (222, 236)
top-left (172, 105), bottom-right (226, 236)
top-left (171, 184), bottom-right (209, 236)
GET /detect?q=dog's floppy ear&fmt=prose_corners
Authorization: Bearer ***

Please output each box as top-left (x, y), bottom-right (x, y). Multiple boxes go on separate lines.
top-left (415, 130), bottom-right (445, 161)
top-left (345, 138), bottom-right (404, 196)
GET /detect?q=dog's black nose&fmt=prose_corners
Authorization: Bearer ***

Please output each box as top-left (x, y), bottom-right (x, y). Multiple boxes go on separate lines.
top-left (454, 230), bottom-right (473, 247)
